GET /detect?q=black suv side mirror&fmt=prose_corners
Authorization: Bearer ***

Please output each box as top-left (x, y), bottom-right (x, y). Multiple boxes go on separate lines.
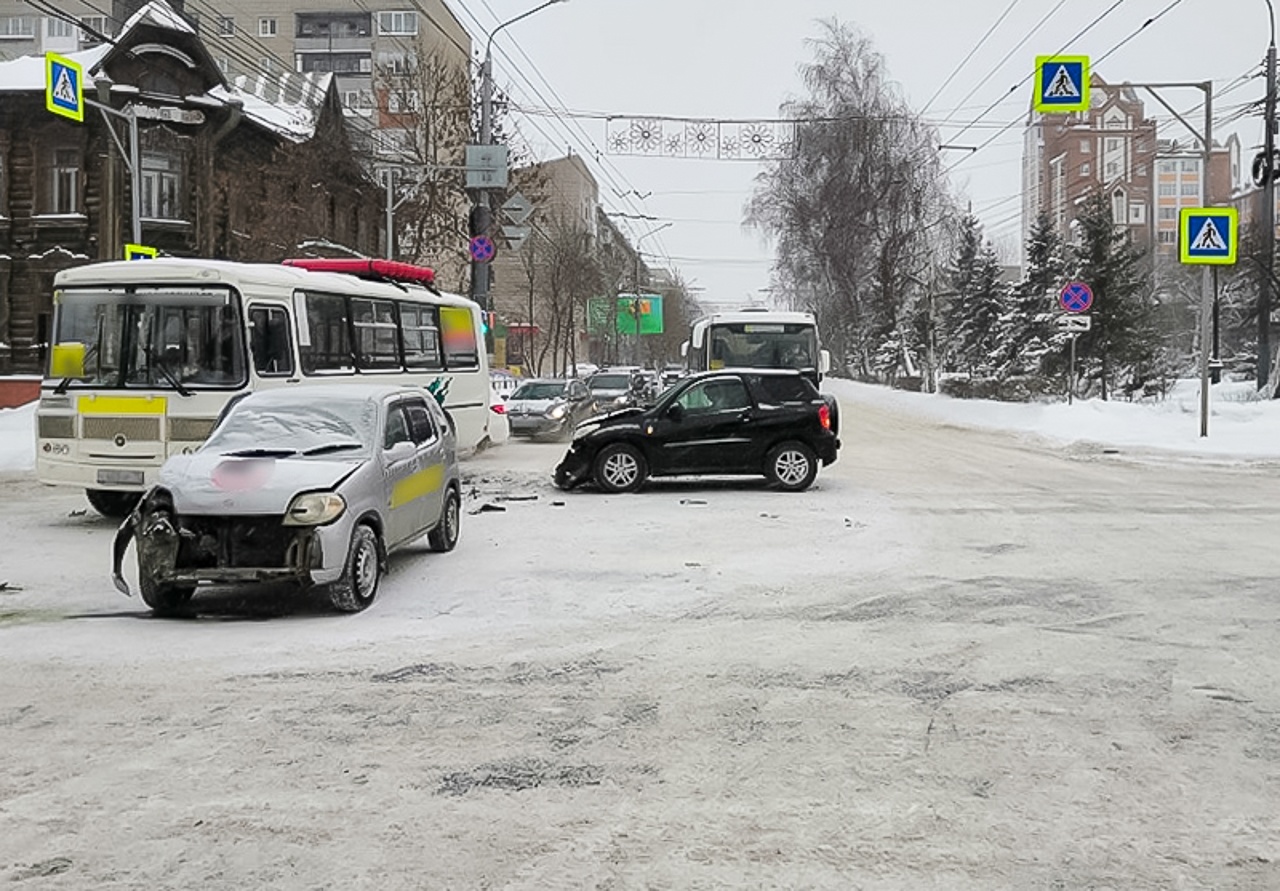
top-left (666, 403), bottom-right (685, 423)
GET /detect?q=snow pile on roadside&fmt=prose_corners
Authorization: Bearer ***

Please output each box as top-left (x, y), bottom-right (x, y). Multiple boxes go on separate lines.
top-left (0, 403), bottom-right (35, 472)
top-left (828, 378), bottom-right (1280, 460)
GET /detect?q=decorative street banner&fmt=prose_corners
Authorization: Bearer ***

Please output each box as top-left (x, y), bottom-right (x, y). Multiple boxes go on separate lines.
top-left (606, 118), bottom-right (796, 160)
top-left (588, 295), bottom-right (664, 335)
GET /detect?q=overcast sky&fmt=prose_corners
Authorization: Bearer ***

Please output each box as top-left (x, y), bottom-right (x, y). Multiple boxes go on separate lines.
top-left (455, 0), bottom-right (1273, 308)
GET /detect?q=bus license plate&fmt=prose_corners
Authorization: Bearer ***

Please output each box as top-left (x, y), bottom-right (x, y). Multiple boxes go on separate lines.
top-left (97, 469), bottom-right (145, 486)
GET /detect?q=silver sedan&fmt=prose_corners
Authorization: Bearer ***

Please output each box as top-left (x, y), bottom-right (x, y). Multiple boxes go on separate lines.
top-left (112, 383), bottom-right (461, 614)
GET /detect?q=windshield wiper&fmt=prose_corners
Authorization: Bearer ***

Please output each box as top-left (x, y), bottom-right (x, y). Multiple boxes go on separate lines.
top-left (301, 442), bottom-right (364, 457)
top-left (143, 345), bottom-right (192, 397)
top-left (222, 447), bottom-right (297, 458)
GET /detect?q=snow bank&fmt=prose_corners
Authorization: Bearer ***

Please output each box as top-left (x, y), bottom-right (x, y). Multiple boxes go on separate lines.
top-left (0, 403), bottom-right (35, 472)
top-left (827, 378), bottom-right (1280, 460)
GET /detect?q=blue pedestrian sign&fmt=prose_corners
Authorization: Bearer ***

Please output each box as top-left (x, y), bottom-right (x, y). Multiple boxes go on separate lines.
top-left (45, 53), bottom-right (84, 123)
top-left (1059, 281), bottom-right (1093, 314)
top-left (469, 235), bottom-right (496, 263)
top-left (1034, 56), bottom-right (1089, 114)
top-left (1179, 207), bottom-right (1237, 265)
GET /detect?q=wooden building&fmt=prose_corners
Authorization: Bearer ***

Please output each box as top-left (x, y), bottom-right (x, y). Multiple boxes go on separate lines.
top-left (0, 0), bottom-right (382, 374)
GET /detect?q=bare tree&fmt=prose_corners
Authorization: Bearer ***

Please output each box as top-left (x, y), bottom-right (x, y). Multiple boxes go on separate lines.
top-left (746, 19), bottom-right (956, 378)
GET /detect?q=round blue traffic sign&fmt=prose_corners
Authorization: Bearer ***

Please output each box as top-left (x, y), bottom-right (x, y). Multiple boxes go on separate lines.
top-left (1059, 280), bottom-right (1093, 314)
top-left (469, 235), bottom-right (496, 263)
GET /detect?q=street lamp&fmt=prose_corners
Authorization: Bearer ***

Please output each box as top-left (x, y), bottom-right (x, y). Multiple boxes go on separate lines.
top-left (471, 0), bottom-right (569, 309)
top-left (631, 222), bottom-right (673, 365)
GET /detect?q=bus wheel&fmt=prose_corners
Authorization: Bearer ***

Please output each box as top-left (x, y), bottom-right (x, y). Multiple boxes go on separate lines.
top-left (87, 489), bottom-right (142, 519)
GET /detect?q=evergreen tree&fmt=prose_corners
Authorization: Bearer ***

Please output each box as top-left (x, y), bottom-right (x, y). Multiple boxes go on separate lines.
top-left (943, 214), bottom-right (1009, 375)
top-left (997, 210), bottom-right (1065, 378)
top-left (1068, 193), bottom-right (1156, 399)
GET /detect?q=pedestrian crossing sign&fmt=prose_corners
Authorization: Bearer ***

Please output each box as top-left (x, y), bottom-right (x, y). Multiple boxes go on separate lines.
top-left (1034, 56), bottom-right (1089, 113)
top-left (45, 53), bottom-right (84, 123)
top-left (1179, 207), bottom-right (1237, 265)
top-left (124, 244), bottom-right (158, 260)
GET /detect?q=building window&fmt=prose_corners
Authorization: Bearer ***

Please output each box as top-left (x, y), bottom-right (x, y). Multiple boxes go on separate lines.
top-left (46, 17), bottom-right (73, 38)
top-left (218, 16), bottom-right (234, 36)
top-left (1106, 161), bottom-right (1119, 177)
top-left (1181, 160), bottom-right (1198, 172)
top-left (1159, 206), bottom-right (1177, 220)
top-left (1111, 189), bottom-right (1127, 223)
top-left (1080, 140), bottom-right (1091, 154)
top-left (300, 52), bottom-right (371, 74)
top-left (258, 56), bottom-right (278, 74)
top-left (141, 152), bottom-right (183, 220)
top-left (40, 148), bottom-right (80, 214)
top-left (1129, 203), bottom-right (1146, 224)
top-left (259, 17), bottom-right (277, 37)
top-left (79, 15), bottom-right (108, 43)
top-left (387, 90), bottom-right (420, 114)
top-left (1159, 183), bottom-right (1176, 196)
top-left (378, 11), bottom-right (417, 35)
top-left (1106, 138), bottom-right (1119, 152)
top-left (1180, 182), bottom-right (1198, 196)
top-left (216, 56), bottom-right (230, 74)
top-left (1158, 230), bottom-right (1177, 244)
top-left (0, 16), bottom-right (34, 37)
top-left (1081, 163), bottom-right (1091, 176)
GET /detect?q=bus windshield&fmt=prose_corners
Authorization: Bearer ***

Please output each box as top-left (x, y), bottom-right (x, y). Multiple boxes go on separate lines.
top-left (51, 287), bottom-right (246, 390)
top-left (708, 323), bottom-right (817, 371)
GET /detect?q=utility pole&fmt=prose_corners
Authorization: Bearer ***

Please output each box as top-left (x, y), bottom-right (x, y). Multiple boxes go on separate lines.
top-left (471, 0), bottom-right (567, 312)
top-left (631, 222), bottom-right (673, 366)
top-left (1261, 3), bottom-right (1277, 390)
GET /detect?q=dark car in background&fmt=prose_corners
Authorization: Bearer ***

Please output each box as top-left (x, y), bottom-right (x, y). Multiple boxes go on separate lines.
top-left (554, 369), bottom-right (840, 493)
top-left (586, 369), bottom-right (641, 413)
top-left (506, 378), bottom-right (596, 440)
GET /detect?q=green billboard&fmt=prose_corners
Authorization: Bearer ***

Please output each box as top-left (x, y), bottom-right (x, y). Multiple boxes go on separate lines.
top-left (587, 294), bottom-right (664, 335)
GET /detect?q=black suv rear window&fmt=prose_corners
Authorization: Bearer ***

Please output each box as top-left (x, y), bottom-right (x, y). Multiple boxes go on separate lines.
top-left (754, 375), bottom-right (817, 404)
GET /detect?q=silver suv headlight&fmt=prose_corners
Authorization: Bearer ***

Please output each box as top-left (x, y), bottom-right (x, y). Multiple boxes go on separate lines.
top-left (548, 403), bottom-right (567, 419)
top-left (283, 492), bottom-right (346, 526)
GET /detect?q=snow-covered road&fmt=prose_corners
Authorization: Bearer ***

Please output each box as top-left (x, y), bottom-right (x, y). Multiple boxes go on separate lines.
top-left (1, 389), bottom-right (1278, 888)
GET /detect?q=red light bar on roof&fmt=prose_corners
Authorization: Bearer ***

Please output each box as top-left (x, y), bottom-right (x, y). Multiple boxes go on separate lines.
top-left (282, 258), bottom-right (436, 287)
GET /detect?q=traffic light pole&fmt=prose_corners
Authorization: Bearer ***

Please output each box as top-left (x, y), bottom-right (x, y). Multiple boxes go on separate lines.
top-left (1261, 23), bottom-right (1276, 391)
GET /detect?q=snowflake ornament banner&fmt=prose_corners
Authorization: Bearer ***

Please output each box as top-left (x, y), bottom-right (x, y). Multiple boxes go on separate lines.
top-left (605, 118), bottom-right (797, 160)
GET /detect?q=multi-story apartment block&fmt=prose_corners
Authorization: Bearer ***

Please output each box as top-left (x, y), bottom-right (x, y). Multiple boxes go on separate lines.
top-left (1022, 76), bottom-right (1233, 266)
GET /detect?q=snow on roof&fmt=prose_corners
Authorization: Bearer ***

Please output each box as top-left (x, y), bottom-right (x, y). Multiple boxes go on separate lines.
top-left (212, 71), bottom-right (333, 143)
top-left (0, 0), bottom-right (332, 144)
top-left (118, 0), bottom-right (195, 36)
top-left (0, 44), bottom-right (111, 92)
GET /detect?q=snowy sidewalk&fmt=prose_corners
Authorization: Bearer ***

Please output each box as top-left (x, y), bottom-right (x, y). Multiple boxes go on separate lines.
top-left (828, 378), bottom-right (1280, 462)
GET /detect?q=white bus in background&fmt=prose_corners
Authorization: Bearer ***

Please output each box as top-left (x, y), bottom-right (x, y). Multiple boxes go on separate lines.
top-left (36, 257), bottom-right (498, 517)
top-left (683, 309), bottom-right (831, 387)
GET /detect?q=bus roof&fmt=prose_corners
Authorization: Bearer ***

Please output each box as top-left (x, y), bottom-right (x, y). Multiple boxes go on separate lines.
top-left (53, 258), bottom-right (478, 308)
top-left (692, 310), bottom-right (817, 327)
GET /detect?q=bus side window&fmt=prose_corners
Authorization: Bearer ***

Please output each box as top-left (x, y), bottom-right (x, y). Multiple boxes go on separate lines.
top-left (249, 305), bottom-right (294, 376)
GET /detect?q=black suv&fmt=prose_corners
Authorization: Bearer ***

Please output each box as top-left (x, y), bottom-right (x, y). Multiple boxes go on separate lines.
top-left (554, 369), bottom-right (840, 493)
